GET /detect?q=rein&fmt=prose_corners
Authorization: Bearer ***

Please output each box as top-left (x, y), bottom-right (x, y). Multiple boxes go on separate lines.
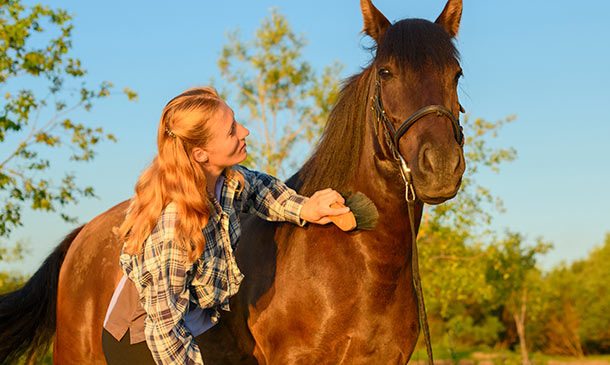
top-left (371, 73), bottom-right (464, 365)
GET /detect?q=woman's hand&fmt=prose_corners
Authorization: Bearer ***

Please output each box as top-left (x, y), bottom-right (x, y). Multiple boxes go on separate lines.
top-left (300, 188), bottom-right (350, 224)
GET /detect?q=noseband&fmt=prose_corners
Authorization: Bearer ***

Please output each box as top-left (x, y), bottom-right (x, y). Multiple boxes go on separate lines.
top-left (371, 72), bottom-right (464, 365)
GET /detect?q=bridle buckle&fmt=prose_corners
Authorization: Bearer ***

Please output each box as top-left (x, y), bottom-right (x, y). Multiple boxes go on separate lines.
top-left (397, 154), bottom-right (416, 203)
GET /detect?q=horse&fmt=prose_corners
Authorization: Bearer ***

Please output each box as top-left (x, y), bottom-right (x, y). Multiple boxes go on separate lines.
top-left (0, 0), bottom-right (465, 363)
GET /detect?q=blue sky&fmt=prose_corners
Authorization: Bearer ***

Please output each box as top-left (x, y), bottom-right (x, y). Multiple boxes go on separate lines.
top-left (3, 0), bottom-right (610, 274)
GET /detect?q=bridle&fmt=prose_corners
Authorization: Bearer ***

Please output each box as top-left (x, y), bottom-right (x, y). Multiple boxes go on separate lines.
top-left (372, 71), bottom-right (464, 204)
top-left (374, 76), bottom-right (464, 151)
top-left (372, 73), bottom-right (464, 200)
top-left (371, 71), bottom-right (464, 365)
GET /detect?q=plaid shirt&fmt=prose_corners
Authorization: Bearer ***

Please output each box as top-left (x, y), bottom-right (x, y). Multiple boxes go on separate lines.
top-left (119, 165), bottom-right (308, 365)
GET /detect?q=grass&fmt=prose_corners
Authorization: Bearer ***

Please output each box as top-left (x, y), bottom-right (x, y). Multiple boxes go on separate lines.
top-left (410, 346), bottom-right (610, 364)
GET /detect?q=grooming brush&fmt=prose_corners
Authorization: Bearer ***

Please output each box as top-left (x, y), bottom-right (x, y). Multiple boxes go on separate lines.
top-left (329, 191), bottom-right (378, 231)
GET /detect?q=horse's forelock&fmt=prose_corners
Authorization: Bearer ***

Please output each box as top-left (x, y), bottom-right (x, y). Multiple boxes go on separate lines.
top-left (376, 18), bottom-right (460, 72)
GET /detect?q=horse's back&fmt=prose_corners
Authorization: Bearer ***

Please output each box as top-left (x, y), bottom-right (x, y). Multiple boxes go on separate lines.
top-left (55, 200), bottom-right (129, 364)
top-left (54, 203), bottom-right (263, 364)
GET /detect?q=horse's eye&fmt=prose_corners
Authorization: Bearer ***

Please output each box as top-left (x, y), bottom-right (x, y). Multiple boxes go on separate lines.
top-left (378, 68), bottom-right (392, 80)
top-left (454, 70), bottom-right (463, 83)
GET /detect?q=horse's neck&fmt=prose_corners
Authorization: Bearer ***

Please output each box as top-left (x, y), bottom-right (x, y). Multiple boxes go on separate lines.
top-left (354, 98), bottom-right (421, 216)
top-left (345, 102), bottom-right (424, 271)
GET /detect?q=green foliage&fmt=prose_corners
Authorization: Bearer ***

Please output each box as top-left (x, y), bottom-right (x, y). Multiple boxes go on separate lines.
top-left (419, 222), bottom-right (494, 319)
top-left (417, 118), bottom-right (610, 355)
top-left (0, 237), bottom-right (27, 261)
top-left (0, 238), bottom-right (28, 294)
top-left (429, 114), bottom-right (517, 232)
top-left (446, 314), bottom-right (505, 347)
top-left (419, 113), bottom-right (553, 359)
top-left (0, 0), bottom-right (136, 238)
top-left (0, 269), bottom-right (27, 294)
top-left (575, 234), bottom-right (610, 351)
top-left (484, 233), bottom-right (551, 307)
top-left (419, 114), bottom-right (518, 325)
top-left (216, 8), bottom-right (343, 177)
top-left (538, 233), bottom-right (610, 354)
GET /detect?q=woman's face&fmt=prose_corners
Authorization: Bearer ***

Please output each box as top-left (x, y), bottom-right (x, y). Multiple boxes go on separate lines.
top-left (202, 102), bottom-right (249, 170)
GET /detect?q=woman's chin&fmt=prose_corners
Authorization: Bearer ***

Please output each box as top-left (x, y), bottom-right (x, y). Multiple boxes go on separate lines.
top-left (237, 150), bottom-right (247, 164)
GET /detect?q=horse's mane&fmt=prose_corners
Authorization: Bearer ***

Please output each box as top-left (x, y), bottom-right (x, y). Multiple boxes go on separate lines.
top-left (287, 18), bottom-right (459, 196)
top-left (287, 67), bottom-right (373, 196)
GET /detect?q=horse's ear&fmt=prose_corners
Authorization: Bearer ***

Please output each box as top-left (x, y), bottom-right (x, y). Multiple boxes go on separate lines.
top-left (360, 0), bottom-right (391, 44)
top-left (435, 0), bottom-right (462, 38)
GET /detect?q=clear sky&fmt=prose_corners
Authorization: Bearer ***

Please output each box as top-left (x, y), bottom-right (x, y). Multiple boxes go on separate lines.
top-left (3, 0), bottom-right (609, 274)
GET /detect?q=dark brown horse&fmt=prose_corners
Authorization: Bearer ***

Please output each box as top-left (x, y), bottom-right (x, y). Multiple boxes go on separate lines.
top-left (0, 0), bottom-right (465, 363)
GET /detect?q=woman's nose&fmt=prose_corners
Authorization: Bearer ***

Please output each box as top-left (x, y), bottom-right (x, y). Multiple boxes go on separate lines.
top-left (239, 123), bottom-right (249, 138)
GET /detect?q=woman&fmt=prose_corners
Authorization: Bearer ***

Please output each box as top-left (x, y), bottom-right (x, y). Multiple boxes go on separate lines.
top-left (101, 87), bottom-right (349, 364)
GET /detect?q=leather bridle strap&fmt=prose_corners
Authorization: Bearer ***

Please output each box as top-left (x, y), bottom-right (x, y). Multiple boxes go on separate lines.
top-left (373, 76), bottom-right (464, 151)
top-left (407, 199), bottom-right (432, 365)
top-left (394, 105), bottom-right (464, 148)
top-left (372, 72), bottom-right (466, 365)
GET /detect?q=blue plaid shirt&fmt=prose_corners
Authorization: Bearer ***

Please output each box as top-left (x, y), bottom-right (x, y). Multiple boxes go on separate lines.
top-left (119, 165), bottom-right (308, 365)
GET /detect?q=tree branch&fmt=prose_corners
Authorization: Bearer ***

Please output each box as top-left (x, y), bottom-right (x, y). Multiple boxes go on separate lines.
top-left (226, 80), bottom-right (257, 104)
top-left (277, 120), bottom-right (310, 156)
top-left (0, 94), bottom-right (86, 169)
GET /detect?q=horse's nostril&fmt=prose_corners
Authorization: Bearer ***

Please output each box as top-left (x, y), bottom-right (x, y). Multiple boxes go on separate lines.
top-left (419, 145), bottom-right (435, 174)
top-left (452, 146), bottom-right (464, 174)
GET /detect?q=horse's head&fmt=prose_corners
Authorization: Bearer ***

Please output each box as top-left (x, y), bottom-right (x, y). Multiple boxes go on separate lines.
top-left (362, 0), bottom-right (466, 205)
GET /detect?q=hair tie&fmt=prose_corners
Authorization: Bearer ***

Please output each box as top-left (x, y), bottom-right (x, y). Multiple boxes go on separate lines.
top-left (165, 127), bottom-right (176, 138)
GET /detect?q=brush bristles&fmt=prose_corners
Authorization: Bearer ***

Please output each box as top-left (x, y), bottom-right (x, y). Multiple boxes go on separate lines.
top-left (344, 192), bottom-right (378, 230)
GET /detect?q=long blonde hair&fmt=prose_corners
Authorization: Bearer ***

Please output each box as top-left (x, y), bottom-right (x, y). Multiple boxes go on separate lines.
top-left (120, 87), bottom-right (229, 262)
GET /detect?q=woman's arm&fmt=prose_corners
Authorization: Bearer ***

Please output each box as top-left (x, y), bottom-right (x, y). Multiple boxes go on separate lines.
top-left (235, 165), bottom-right (348, 225)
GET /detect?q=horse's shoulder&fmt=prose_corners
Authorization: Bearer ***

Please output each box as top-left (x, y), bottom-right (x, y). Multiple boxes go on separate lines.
top-left (84, 199), bottom-right (130, 227)
top-left (69, 200), bottom-right (130, 248)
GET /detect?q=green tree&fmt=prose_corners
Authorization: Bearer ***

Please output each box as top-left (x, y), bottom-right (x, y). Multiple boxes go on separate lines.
top-left (418, 114), bottom-right (518, 348)
top-left (535, 265), bottom-right (584, 356)
top-left (540, 233), bottom-right (610, 354)
top-left (0, 0), bottom-right (136, 240)
top-left (423, 114), bottom-right (517, 232)
top-left (573, 233), bottom-right (610, 352)
top-left (485, 233), bottom-right (551, 364)
top-left (0, 238), bottom-right (27, 294)
top-left (217, 8), bottom-right (343, 177)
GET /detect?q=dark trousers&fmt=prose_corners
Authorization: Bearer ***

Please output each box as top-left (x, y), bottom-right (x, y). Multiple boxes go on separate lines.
top-left (102, 328), bottom-right (211, 364)
top-left (102, 329), bottom-right (156, 365)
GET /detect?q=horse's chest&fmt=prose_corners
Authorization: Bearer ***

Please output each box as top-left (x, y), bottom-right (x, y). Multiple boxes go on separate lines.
top-left (250, 265), bottom-right (419, 364)
top-left (340, 296), bottom-right (419, 359)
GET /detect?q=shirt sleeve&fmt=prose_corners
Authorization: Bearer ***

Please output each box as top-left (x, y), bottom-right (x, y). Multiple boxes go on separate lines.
top-left (236, 165), bottom-right (309, 226)
top-left (142, 239), bottom-right (204, 365)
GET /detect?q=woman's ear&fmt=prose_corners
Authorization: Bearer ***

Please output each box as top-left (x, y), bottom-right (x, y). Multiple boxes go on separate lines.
top-left (192, 147), bottom-right (209, 163)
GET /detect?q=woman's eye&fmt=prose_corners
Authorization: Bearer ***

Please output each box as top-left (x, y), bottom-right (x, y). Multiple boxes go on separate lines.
top-left (378, 68), bottom-right (392, 80)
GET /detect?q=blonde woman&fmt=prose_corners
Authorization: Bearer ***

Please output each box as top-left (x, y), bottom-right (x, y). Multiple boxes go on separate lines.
top-left (101, 87), bottom-right (349, 364)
